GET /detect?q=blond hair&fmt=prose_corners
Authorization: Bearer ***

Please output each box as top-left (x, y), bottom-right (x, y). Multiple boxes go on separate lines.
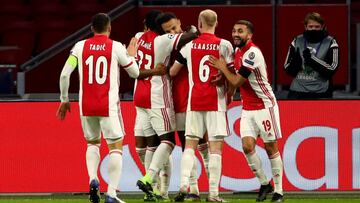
top-left (199, 9), bottom-right (217, 27)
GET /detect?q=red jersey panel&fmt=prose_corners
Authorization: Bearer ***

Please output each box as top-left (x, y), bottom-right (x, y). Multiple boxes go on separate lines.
top-left (179, 33), bottom-right (234, 112)
top-left (172, 66), bottom-right (189, 113)
top-left (133, 31), bottom-right (156, 109)
top-left (134, 31), bottom-right (182, 109)
top-left (81, 35), bottom-right (113, 116)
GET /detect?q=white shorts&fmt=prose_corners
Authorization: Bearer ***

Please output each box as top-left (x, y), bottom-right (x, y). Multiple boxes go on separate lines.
top-left (134, 107), bottom-right (175, 137)
top-left (175, 112), bottom-right (186, 131)
top-left (185, 111), bottom-right (229, 141)
top-left (240, 105), bottom-right (282, 143)
top-left (80, 114), bottom-right (125, 143)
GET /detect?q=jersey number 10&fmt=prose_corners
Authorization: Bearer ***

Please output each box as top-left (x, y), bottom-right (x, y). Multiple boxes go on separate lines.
top-left (85, 55), bottom-right (108, 85)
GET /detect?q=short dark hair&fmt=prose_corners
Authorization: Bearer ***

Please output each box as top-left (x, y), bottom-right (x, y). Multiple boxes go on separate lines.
top-left (156, 12), bottom-right (177, 27)
top-left (144, 10), bottom-right (162, 31)
top-left (235, 20), bottom-right (254, 34)
top-left (155, 12), bottom-right (177, 34)
top-left (91, 13), bottom-right (110, 33)
top-left (304, 12), bottom-right (325, 26)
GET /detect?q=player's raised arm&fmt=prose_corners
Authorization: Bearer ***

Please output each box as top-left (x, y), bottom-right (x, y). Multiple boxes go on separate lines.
top-left (176, 32), bottom-right (198, 50)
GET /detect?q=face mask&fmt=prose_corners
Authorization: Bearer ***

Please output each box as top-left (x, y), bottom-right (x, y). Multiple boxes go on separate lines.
top-left (303, 29), bottom-right (327, 43)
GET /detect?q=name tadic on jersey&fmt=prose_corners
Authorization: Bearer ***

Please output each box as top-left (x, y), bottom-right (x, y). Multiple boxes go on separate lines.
top-left (89, 43), bottom-right (106, 51)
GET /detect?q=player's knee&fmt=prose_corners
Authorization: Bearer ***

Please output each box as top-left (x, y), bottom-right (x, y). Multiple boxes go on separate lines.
top-left (86, 138), bottom-right (101, 145)
top-left (242, 143), bottom-right (255, 154)
top-left (105, 137), bottom-right (123, 145)
top-left (159, 132), bottom-right (176, 145)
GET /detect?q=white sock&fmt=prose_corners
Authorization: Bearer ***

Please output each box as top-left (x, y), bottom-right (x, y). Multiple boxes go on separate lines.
top-left (270, 152), bottom-right (283, 195)
top-left (148, 142), bottom-right (174, 181)
top-left (189, 154), bottom-right (199, 195)
top-left (136, 147), bottom-right (147, 166)
top-left (245, 151), bottom-right (268, 185)
top-left (107, 150), bottom-right (123, 198)
top-left (145, 146), bottom-right (157, 172)
top-left (208, 153), bottom-right (222, 197)
top-left (198, 143), bottom-right (210, 177)
top-left (86, 144), bottom-right (100, 183)
top-left (180, 148), bottom-right (195, 192)
top-left (160, 156), bottom-right (172, 197)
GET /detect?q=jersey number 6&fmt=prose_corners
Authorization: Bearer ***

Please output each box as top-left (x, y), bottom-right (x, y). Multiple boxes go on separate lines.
top-left (199, 55), bottom-right (210, 82)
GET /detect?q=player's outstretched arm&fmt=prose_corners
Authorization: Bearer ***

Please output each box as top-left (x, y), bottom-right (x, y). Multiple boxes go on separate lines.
top-left (137, 63), bottom-right (167, 79)
top-left (209, 55), bottom-right (246, 88)
top-left (176, 32), bottom-right (197, 50)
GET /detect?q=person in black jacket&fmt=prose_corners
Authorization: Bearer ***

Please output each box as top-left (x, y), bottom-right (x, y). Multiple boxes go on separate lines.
top-left (284, 12), bottom-right (339, 99)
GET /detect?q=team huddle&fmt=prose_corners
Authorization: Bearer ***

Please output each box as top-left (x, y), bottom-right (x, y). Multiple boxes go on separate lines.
top-left (57, 9), bottom-right (284, 203)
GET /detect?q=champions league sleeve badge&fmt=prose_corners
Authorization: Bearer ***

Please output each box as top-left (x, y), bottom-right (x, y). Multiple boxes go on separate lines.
top-left (248, 51), bottom-right (255, 59)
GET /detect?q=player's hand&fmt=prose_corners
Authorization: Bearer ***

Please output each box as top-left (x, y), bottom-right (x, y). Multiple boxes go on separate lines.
top-left (56, 102), bottom-right (71, 120)
top-left (127, 37), bottom-right (138, 57)
top-left (185, 25), bottom-right (199, 36)
top-left (209, 55), bottom-right (226, 71)
top-left (154, 63), bottom-right (167, 76)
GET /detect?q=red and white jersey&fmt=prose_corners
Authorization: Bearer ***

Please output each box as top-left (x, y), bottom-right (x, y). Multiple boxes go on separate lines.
top-left (178, 33), bottom-right (234, 112)
top-left (234, 40), bottom-right (276, 110)
top-left (134, 31), bottom-right (182, 109)
top-left (172, 62), bottom-right (189, 113)
top-left (71, 35), bottom-right (136, 116)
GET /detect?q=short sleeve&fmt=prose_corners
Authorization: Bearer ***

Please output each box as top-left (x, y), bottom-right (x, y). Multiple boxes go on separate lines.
top-left (219, 39), bottom-right (234, 67)
top-left (157, 33), bottom-right (183, 53)
top-left (113, 41), bottom-right (134, 68)
top-left (242, 47), bottom-right (263, 71)
top-left (70, 40), bottom-right (84, 58)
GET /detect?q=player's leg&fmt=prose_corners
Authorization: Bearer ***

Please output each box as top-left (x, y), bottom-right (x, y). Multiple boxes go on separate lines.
top-left (175, 112), bottom-right (186, 151)
top-left (136, 109), bottom-right (159, 201)
top-left (135, 137), bottom-right (147, 166)
top-left (264, 142), bottom-right (283, 202)
top-left (101, 114), bottom-right (126, 202)
top-left (259, 106), bottom-right (283, 202)
top-left (198, 133), bottom-right (209, 177)
top-left (81, 116), bottom-right (102, 203)
top-left (159, 154), bottom-right (172, 200)
top-left (174, 111), bottom-right (204, 202)
top-left (241, 110), bottom-right (272, 202)
top-left (188, 153), bottom-right (200, 198)
top-left (175, 137), bottom-right (199, 202)
top-left (186, 134), bottom-right (208, 201)
top-left (176, 112), bottom-right (200, 200)
top-left (138, 108), bottom-right (175, 198)
top-left (134, 107), bottom-right (152, 167)
top-left (205, 111), bottom-right (228, 202)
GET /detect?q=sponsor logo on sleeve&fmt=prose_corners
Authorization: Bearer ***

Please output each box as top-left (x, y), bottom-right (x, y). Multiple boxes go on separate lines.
top-left (167, 34), bottom-right (175, 39)
top-left (244, 58), bottom-right (254, 66)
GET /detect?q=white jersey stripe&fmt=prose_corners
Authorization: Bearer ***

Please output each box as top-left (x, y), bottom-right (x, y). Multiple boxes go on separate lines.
top-left (161, 108), bottom-right (170, 131)
top-left (173, 34), bottom-right (182, 51)
top-left (161, 76), bottom-right (170, 108)
top-left (269, 107), bottom-right (280, 139)
top-left (254, 69), bottom-right (275, 106)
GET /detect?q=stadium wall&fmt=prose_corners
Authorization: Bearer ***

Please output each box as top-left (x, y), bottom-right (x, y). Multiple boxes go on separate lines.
top-left (0, 100), bottom-right (359, 193)
top-left (22, 4), bottom-right (348, 94)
